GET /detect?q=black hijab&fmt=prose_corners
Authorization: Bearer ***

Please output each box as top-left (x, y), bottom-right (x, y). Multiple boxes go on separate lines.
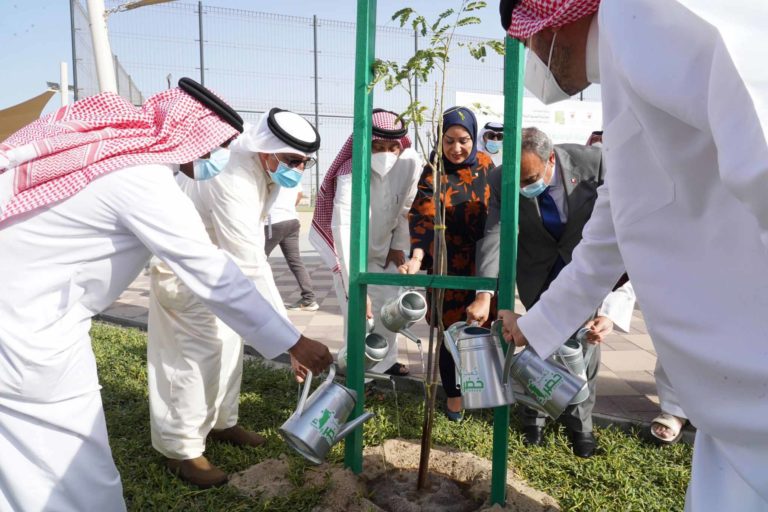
top-left (436, 106), bottom-right (478, 172)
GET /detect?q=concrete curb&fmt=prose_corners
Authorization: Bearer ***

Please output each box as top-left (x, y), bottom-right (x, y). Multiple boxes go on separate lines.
top-left (97, 317), bottom-right (695, 446)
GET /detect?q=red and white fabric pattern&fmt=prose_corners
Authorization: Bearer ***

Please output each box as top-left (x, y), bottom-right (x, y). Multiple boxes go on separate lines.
top-left (310, 110), bottom-right (411, 272)
top-left (505, 0), bottom-right (601, 39)
top-left (0, 89), bottom-right (238, 224)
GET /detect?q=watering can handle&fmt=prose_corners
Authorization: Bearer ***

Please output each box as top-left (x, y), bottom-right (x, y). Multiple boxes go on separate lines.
top-left (294, 369), bottom-right (313, 418)
top-left (325, 364), bottom-right (337, 384)
top-left (443, 322), bottom-right (464, 370)
top-left (494, 320), bottom-right (517, 385)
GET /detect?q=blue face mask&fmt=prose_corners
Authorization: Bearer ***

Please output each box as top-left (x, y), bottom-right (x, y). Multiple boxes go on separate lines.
top-left (193, 148), bottom-right (230, 180)
top-left (272, 161), bottom-right (303, 188)
top-left (485, 140), bottom-right (502, 154)
top-left (520, 178), bottom-right (547, 198)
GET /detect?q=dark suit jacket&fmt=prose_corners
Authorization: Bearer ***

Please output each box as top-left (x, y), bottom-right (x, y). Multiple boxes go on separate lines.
top-left (477, 144), bottom-right (605, 310)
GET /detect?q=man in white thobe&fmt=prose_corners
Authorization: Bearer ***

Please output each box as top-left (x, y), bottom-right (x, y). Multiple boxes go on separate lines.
top-left (499, 1), bottom-right (768, 509)
top-left (148, 109), bottom-right (321, 486)
top-left (310, 109), bottom-right (421, 376)
top-left (0, 82), bottom-right (332, 512)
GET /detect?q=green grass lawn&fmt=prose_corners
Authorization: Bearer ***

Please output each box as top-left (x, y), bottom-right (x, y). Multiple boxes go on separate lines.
top-left (92, 322), bottom-right (692, 511)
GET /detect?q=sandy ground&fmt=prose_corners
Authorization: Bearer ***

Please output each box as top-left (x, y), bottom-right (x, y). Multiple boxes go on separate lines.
top-left (229, 439), bottom-right (560, 511)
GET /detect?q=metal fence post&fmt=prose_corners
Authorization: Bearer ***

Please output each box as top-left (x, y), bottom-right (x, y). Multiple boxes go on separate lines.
top-left (198, 1), bottom-right (205, 85)
top-left (113, 54), bottom-right (120, 95)
top-left (343, 0), bottom-right (376, 475)
top-left (489, 36), bottom-right (525, 506)
top-left (413, 27), bottom-right (419, 153)
top-left (69, 0), bottom-right (79, 101)
top-left (312, 14), bottom-right (321, 205)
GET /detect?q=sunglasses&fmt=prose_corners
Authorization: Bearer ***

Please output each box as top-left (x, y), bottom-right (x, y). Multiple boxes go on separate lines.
top-left (485, 132), bottom-right (504, 141)
top-left (276, 154), bottom-right (317, 170)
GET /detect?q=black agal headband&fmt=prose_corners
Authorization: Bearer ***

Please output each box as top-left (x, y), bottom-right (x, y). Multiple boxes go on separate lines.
top-left (267, 108), bottom-right (321, 153)
top-left (484, 122), bottom-right (504, 132)
top-left (178, 77), bottom-right (244, 133)
top-left (372, 108), bottom-right (408, 139)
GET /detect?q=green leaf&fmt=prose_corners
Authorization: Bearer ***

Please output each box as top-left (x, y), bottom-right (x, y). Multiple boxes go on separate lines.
top-left (456, 16), bottom-right (481, 27)
top-left (430, 8), bottom-right (455, 32)
top-left (391, 7), bottom-right (414, 27)
top-left (465, 1), bottom-right (487, 12)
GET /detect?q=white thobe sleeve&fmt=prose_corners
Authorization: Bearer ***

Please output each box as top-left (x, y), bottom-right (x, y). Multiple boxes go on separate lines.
top-left (117, 166), bottom-right (298, 360)
top-left (597, 281), bottom-right (636, 333)
top-left (390, 152), bottom-right (420, 252)
top-left (332, 174), bottom-right (353, 293)
top-left (517, 181), bottom-right (626, 359)
top-left (601, 1), bottom-right (768, 252)
top-left (206, 167), bottom-right (285, 315)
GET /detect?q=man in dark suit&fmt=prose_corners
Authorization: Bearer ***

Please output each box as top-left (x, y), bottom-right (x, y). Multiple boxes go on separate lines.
top-left (466, 127), bottom-right (635, 458)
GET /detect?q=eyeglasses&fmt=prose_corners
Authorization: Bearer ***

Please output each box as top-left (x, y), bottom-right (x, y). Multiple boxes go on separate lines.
top-left (485, 132), bottom-right (504, 141)
top-left (275, 154), bottom-right (317, 170)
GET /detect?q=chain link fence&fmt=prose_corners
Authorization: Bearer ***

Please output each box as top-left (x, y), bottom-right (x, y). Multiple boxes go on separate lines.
top-left (73, 1), bottom-right (598, 202)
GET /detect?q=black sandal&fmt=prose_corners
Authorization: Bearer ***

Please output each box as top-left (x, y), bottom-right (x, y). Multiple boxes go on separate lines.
top-left (384, 363), bottom-right (410, 376)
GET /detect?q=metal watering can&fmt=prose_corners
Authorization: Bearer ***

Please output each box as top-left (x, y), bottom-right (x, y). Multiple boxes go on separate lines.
top-left (443, 321), bottom-right (515, 409)
top-left (279, 365), bottom-right (374, 464)
top-left (336, 332), bottom-right (390, 373)
top-left (380, 290), bottom-right (427, 344)
top-left (551, 328), bottom-right (596, 405)
top-left (501, 324), bottom-right (587, 419)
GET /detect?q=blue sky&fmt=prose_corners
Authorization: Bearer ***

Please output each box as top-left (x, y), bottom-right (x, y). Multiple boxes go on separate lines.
top-left (0, 0), bottom-right (505, 113)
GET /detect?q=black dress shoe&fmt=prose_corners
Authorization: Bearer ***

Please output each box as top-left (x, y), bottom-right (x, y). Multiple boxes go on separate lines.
top-left (522, 425), bottom-right (543, 446)
top-left (570, 431), bottom-right (596, 458)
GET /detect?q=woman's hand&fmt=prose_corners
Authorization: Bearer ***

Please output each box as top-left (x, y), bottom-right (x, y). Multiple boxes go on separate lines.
top-left (466, 292), bottom-right (492, 325)
top-left (399, 249), bottom-right (424, 274)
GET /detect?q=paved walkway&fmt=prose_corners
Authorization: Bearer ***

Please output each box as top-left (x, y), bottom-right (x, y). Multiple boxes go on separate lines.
top-left (100, 213), bottom-right (678, 433)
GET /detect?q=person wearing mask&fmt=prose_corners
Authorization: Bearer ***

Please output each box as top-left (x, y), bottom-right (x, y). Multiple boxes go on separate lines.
top-left (471, 126), bottom-right (635, 457)
top-left (499, 1), bottom-right (768, 508)
top-left (265, 186), bottom-right (319, 312)
top-left (478, 121), bottom-right (504, 167)
top-left (310, 109), bottom-right (420, 376)
top-left (147, 108), bottom-right (322, 487)
top-left (400, 106), bottom-right (496, 420)
top-left (0, 79), bottom-right (332, 512)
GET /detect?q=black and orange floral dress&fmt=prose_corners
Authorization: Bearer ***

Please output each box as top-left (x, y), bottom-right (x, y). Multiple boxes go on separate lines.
top-left (409, 149), bottom-right (498, 398)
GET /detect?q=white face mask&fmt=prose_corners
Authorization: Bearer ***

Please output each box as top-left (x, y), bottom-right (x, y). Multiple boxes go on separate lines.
top-left (370, 151), bottom-right (398, 176)
top-left (524, 33), bottom-right (571, 105)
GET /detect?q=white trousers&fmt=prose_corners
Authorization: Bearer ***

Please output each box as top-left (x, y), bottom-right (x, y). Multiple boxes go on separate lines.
top-left (654, 359), bottom-right (686, 419)
top-left (333, 262), bottom-right (403, 373)
top-left (148, 269), bottom-right (243, 460)
top-left (0, 390), bottom-right (125, 512)
top-left (685, 430), bottom-right (768, 511)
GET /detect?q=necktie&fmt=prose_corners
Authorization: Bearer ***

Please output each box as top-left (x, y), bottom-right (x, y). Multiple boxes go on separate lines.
top-left (537, 187), bottom-right (564, 240)
top-left (537, 187), bottom-right (566, 280)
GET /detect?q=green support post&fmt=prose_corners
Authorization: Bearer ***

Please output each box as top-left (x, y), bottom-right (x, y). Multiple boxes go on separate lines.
top-left (490, 36), bottom-right (525, 506)
top-left (344, 0), bottom-right (377, 474)
top-left (345, 1), bottom-right (524, 496)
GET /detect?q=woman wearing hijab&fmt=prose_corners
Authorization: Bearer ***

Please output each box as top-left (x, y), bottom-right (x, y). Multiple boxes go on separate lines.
top-left (400, 106), bottom-right (496, 420)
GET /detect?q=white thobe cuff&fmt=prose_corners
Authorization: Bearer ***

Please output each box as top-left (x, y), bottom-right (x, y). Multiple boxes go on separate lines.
top-left (517, 308), bottom-right (569, 360)
top-left (597, 281), bottom-right (636, 333)
top-left (246, 314), bottom-right (301, 360)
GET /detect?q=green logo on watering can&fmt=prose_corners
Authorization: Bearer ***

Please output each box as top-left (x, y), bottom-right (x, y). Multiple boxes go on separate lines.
top-left (461, 368), bottom-right (485, 392)
top-left (527, 370), bottom-right (564, 405)
top-left (311, 408), bottom-right (341, 443)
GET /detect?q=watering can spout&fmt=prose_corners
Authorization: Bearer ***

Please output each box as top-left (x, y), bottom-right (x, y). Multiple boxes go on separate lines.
top-left (399, 328), bottom-right (421, 345)
top-left (333, 411), bottom-right (375, 443)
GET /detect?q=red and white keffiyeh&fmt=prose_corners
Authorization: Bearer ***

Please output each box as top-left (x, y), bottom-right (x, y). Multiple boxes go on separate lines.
top-left (0, 88), bottom-right (237, 224)
top-left (310, 110), bottom-right (411, 272)
top-left (505, 0), bottom-right (601, 39)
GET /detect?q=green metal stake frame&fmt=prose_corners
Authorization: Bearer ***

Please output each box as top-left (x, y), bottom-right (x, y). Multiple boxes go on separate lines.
top-left (344, 0), bottom-right (524, 505)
